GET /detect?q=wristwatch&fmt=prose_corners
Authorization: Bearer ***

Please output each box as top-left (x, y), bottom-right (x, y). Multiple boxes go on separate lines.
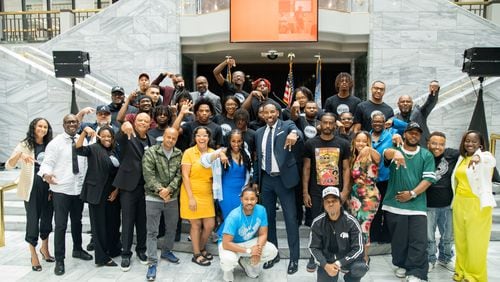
top-left (410, 190), bottom-right (417, 199)
top-left (246, 248), bottom-right (252, 254)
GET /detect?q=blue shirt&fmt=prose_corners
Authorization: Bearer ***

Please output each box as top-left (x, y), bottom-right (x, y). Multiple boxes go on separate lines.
top-left (371, 128), bottom-right (397, 182)
top-left (221, 204), bottom-right (268, 244)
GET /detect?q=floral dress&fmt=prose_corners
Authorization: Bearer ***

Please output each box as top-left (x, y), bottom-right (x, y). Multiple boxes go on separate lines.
top-left (349, 156), bottom-right (380, 245)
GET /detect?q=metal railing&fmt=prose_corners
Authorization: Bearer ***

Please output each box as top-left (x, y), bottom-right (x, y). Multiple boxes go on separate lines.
top-left (0, 9), bottom-right (101, 42)
top-left (453, 1), bottom-right (494, 18)
top-left (74, 9), bottom-right (100, 25)
top-left (0, 181), bottom-right (17, 247)
top-left (0, 10), bottom-right (60, 42)
top-left (180, 0), bottom-right (369, 15)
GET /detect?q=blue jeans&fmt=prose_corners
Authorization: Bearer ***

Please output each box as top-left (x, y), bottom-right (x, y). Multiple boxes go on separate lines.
top-left (427, 206), bottom-right (454, 263)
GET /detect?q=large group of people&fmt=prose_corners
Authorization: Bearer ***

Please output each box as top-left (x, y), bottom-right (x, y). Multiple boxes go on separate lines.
top-left (6, 57), bottom-right (496, 282)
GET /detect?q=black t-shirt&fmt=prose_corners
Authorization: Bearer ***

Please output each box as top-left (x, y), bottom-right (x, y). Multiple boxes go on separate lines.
top-left (303, 136), bottom-right (351, 196)
top-left (34, 143), bottom-right (46, 172)
top-left (354, 100), bottom-right (394, 131)
top-left (221, 80), bottom-right (249, 104)
top-left (426, 148), bottom-right (460, 208)
top-left (324, 94), bottom-right (361, 118)
top-left (148, 127), bottom-right (166, 145)
top-left (213, 114), bottom-right (236, 137)
top-left (297, 116), bottom-right (320, 141)
top-left (179, 121), bottom-right (223, 151)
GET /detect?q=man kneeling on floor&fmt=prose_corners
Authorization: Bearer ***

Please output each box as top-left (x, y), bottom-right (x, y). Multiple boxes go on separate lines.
top-left (309, 186), bottom-right (368, 282)
top-left (219, 187), bottom-right (278, 282)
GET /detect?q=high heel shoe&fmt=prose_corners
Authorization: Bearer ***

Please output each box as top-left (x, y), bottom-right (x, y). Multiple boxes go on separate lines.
top-left (40, 249), bottom-right (55, 263)
top-left (31, 258), bottom-right (42, 272)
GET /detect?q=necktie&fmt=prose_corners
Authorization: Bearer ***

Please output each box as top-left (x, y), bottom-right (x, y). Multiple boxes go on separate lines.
top-left (71, 137), bottom-right (79, 174)
top-left (265, 126), bottom-right (273, 174)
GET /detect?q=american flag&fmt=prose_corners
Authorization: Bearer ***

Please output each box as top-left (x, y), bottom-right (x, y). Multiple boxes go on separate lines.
top-left (283, 63), bottom-right (294, 107)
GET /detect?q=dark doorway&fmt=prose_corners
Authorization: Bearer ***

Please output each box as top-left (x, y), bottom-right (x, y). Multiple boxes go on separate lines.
top-left (196, 63), bottom-right (351, 107)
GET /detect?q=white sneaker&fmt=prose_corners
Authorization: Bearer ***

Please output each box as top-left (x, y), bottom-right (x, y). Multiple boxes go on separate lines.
top-left (223, 270), bottom-right (234, 282)
top-left (438, 260), bottom-right (455, 272)
top-left (395, 267), bottom-right (406, 278)
top-left (428, 262), bottom-right (435, 272)
top-left (238, 257), bottom-right (259, 278)
top-left (406, 275), bottom-right (422, 282)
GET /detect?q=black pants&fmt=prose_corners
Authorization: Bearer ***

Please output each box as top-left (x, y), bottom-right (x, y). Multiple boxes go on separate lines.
top-left (88, 197), bottom-right (121, 264)
top-left (120, 186), bottom-right (146, 257)
top-left (52, 192), bottom-right (84, 262)
top-left (370, 180), bottom-right (391, 243)
top-left (386, 212), bottom-right (428, 280)
top-left (316, 260), bottom-right (367, 282)
top-left (24, 175), bottom-right (53, 246)
top-left (261, 172), bottom-right (300, 261)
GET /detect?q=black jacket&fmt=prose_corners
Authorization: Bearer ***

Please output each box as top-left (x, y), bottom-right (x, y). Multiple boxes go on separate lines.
top-left (308, 209), bottom-right (364, 268)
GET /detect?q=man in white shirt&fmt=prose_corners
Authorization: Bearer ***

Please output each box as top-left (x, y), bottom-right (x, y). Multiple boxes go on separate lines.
top-left (38, 114), bottom-right (92, 275)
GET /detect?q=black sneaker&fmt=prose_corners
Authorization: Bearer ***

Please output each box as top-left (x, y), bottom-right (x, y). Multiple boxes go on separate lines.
top-left (120, 257), bottom-right (131, 272)
top-left (137, 252), bottom-right (148, 265)
top-left (306, 257), bottom-right (317, 272)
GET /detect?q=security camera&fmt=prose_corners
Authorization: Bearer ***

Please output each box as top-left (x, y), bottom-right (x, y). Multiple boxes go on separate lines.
top-left (261, 50), bottom-right (284, 60)
top-left (267, 50), bottom-right (278, 60)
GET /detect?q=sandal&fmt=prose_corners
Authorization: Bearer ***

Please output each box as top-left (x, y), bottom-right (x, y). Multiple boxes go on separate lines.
top-left (191, 253), bottom-right (210, 266)
top-left (200, 249), bottom-right (213, 261)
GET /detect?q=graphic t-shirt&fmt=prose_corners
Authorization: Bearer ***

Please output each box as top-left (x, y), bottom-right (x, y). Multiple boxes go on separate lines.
top-left (303, 136), bottom-right (350, 196)
top-left (222, 204), bottom-right (268, 243)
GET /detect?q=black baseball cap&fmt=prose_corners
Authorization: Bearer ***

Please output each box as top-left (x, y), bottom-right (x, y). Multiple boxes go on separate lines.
top-left (405, 122), bottom-right (423, 133)
top-left (111, 86), bottom-right (125, 95)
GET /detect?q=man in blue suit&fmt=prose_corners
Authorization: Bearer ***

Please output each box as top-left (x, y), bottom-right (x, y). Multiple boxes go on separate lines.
top-left (253, 102), bottom-right (303, 275)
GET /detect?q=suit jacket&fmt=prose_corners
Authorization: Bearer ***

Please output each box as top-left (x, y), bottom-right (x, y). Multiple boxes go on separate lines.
top-left (190, 90), bottom-right (222, 114)
top-left (113, 130), bottom-right (155, 192)
top-left (77, 143), bottom-right (118, 205)
top-left (253, 119), bottom-right (304, 189)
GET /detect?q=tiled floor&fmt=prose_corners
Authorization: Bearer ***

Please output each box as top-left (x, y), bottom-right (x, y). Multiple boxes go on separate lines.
top-left (0, 231), bottom-right (499, 281)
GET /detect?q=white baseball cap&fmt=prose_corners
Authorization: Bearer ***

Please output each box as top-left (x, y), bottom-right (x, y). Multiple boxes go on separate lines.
top-left (322, 186), bottom-right (340, 199)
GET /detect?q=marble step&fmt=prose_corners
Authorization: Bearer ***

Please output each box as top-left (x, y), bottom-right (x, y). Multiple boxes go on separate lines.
top-left (166, 234), bottom-right (392, 259)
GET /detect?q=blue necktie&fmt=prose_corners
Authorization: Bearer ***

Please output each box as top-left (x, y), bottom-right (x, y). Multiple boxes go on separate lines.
top-left (265, 126), bottom-right (273, 174)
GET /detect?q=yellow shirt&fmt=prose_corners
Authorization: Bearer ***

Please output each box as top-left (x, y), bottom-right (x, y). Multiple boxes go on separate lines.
top-left (454, 156), bottom-right (476, 198)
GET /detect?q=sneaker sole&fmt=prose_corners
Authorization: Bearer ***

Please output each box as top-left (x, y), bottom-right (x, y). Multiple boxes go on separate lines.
top-left (138, 258), bottom-right (149, 265)
top-left (306, 266), bottom-right (317, 273)
top-left (238, 259), bottom-right (258, 279)
top-left (120, 266), bottom-right (131, 272)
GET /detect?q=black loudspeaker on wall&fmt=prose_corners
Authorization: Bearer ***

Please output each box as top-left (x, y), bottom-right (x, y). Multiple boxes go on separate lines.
top-left (462, 47), bottom-right (500, 77)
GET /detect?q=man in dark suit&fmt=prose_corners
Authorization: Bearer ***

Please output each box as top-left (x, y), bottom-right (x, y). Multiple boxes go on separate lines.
top-left (253, 102), bottom-right (303, 275)
top-left (113, 112), bottom-right (155, 271)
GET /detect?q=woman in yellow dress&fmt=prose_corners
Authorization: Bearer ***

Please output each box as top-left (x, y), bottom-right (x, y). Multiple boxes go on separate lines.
top-left (180, 126), bottom-right (216, 266)
top-left (451, 130), bottom-right (496, 282)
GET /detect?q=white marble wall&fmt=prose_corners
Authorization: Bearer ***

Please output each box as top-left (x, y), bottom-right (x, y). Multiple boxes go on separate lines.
top-left (39, 0), bottom-right (181, 95)
top-left (0, 50), bottom-right (99, 161)
top-left (369, 0), bottom-right (500, 151)
top-left (0, 0), bottom-right (181, 161)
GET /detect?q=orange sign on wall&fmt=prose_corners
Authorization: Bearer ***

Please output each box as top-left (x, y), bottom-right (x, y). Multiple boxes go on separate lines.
top-left (230, 0), bottom-right (318, 42)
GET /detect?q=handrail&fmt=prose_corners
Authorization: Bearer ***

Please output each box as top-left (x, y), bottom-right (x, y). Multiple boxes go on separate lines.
top-left (0, 10), bottom-right (60, 15)
top-left (0, 181), bottom-right (18, 247)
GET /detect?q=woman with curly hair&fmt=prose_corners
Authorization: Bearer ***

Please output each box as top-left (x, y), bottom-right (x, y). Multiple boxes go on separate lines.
top-left (6, 117), bottom-right (54, 271)
top-left (348, 131), bottom-right (381, 265)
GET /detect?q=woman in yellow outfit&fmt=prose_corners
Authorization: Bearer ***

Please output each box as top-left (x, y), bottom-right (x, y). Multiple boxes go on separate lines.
top-left (180, 126), bottom-right (216, 266)
top-left (451, 130), bottom-right (496, 282)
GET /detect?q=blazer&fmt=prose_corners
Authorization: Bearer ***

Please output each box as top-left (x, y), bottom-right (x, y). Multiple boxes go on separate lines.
top-left (190, 90), bottom-right (222, 114)
top-left (77, 143), bottom-right (118, 205)
top-left (112, 130), bottom-right (155, 192)
top-left (6, 141), bottom-right (35, 201)
top-left (451, 149), bottom-right (497, 209)
top-left (253, 119), bottom-right (304, 189)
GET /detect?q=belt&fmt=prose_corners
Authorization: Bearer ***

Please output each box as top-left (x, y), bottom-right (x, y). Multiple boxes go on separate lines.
top-left (262, 170), bottom-right (280, 177)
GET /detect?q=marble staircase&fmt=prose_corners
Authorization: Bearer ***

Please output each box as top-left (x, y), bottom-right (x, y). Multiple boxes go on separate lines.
top-left (2, 170), bottom-right (500, 261)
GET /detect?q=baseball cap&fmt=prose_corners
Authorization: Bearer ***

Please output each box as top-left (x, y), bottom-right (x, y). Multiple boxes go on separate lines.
top-left (322, 186), bottom-right (341, 199)
top-left (404, 121), bottom-right (423, 133)
top-left (111, 86), bottom-right (125, 95)
top-left (138, 73), bottom-right (150, 80)
top-left (96, 105), bottom-right (111, 114)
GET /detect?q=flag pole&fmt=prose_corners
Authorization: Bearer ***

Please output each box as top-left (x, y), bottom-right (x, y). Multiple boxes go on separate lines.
top-left (283, 52), bottom-right (295, 108)
top-left (314, 54), bottom-right (322, 109)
